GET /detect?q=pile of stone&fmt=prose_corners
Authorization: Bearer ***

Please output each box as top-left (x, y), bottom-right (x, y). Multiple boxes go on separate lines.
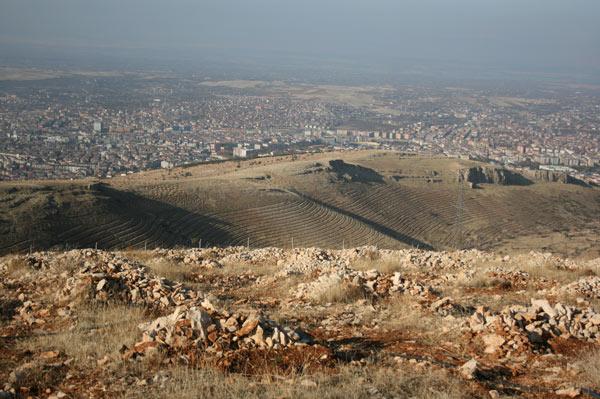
top-left (469, 299), bottom-right (600, 357)
top-left (520, 251), bottom-right (580, 271)
top-left (16, 250), bottom-right (89, 272)
top-left (337, 246), bottom-right (381, 261)
top-left (389, 272), bottom-right (434, 297)
top-left (2, 253), bottom-right (75, 328)
top-left (57, 250), bottom-right (202, 309)
top-left (293, 266), bottom-right (434, 302)
top-left (488, 267), bottom-right (530, 281)
top-left (429, 297), bottom-right (469, 317)
top-left (156, 247), bottom-right (342, 269)
top-left (12, 300), bottom-right (48, 326)
top-left (260, 246), bottom-right (487, 273)
top-left (560, 276), bottom-right (600, 299)
top-left (123, 303), bottom-right (313, 363)
top-left (153, 248), bottom-right (227, 268)
top-left (277, 248), bottom-right (347, 277)
top-left (483, 267), bottom-right (530, 288)
top-left (382, 248), bottom-right (492, 272)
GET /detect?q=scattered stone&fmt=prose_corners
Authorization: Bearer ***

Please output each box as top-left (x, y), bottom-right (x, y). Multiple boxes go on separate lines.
top-left (459, 359), bottom-right (479, 380)
top-left (39, 350), bottom-right (60, 359)
top-left (55, 250), bottom-right (203, 309)
top-left (97, 355), bottom-right (110, 366)
top-left (482, 334), bottom-right (505, 354)
top-left (555, 387), bottom-right (581, 397)
top-left (561, 276), bottom-right (600, 299)
top-left (300, 379), bottom-right (317, 388)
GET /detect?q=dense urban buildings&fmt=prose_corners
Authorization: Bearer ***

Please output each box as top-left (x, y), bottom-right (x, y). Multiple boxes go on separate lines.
top-left (1, 74), bottom-right (599, 184)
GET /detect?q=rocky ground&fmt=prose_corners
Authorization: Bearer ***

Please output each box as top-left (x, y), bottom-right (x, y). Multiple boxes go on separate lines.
top-left (2, 246), bottom-right (600, 398)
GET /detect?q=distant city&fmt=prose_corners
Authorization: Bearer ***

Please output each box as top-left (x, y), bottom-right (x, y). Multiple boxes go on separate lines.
top-left (1, 73), bottom-right (599, 184)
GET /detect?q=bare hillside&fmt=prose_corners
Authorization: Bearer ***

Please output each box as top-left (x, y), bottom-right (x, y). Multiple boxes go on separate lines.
top-left (1, 151), bottom-right (599, 257)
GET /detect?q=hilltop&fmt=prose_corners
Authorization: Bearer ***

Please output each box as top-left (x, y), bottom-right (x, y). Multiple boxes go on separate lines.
top-left (2, 246), bottom-right (600, 397)
top-left (1, 151), bottom-right (599, 258)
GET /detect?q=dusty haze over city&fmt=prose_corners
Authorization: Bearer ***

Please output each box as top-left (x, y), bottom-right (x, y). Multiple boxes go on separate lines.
top-left (1, 0), bottom-right (599, 81)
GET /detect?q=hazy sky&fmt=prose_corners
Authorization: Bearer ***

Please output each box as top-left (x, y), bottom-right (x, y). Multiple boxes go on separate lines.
top-left (1, 0), bottom-right (599, 77)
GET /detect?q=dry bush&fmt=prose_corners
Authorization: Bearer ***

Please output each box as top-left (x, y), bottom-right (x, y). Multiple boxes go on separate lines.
top-left (2, 255), bottom-right (29, 277)
top-left (125, 364), bottom-right (467, 399)
top-left (142, 257), bottom-right (194, 283)
top-left (256, 274), bottom-right (305, 301)
top-left (0, 298), bottom-right (22, 322)
top-left (455, 272), bottom-right (511, 290)
top-left (310, 281), bottom-right (367, 304)
top-left (22, 303), bottom-right (147, 366)
top-left (210, 261), bottom-right (267, 277)
top-left (360, 246), bottom-right (381, 261)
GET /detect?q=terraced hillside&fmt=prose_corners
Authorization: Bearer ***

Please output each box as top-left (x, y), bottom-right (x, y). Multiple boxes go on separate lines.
top-left (1, 151), bottom-right (599, 257)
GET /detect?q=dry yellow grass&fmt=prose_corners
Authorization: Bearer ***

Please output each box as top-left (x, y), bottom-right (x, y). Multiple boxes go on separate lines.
top-left (576, 349), bottom-right (600, 389)
top-left (124, 364), bottom-right (467, 399)
top-left (516, 260), bottom-right (595, 285)
top-left (377, 295), bottom-right (464, 347)
top-left (142, 257), bottom-right (192, 282)
top-left (455, 273), bottom-right (510, 290)
top-left (380, 296), bottom-right (436, 331)
top-left (22, 303), bottom-right (147, 366)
